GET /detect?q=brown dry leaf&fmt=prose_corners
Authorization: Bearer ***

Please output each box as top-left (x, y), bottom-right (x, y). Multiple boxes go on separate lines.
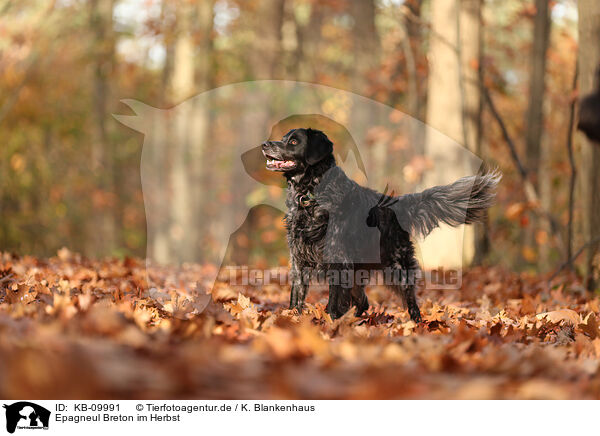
top-left (0, 253), bottom-right (596, 400)
top-left (224, 293), bottom-right (261, 331)
top-left (6, 283), bottom-right (36, 305)
top-left (211, 284), bottom-right (238, 301)
top-left (579, 312), bottom-right (600, 339)
top-left (296, 321), bottom-right (329, 356)
top-left (57, 247), bottom-right (72, 261)
top-left (225, 293), bottom-right (253, 316)
top-left (536, 309), bottom-right (581, 325)
top-left (517, 380), bottom-right (569, 400)
top-left (77, 292), bottom-right (95, 311)
top-left (520, 295), bottom-right (537, 315)
top-left (261, 327), bottom-right (295, 359)
top-left (83, 302), bottom-right (128, 335)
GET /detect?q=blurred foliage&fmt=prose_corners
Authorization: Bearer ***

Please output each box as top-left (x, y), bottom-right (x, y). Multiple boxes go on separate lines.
top-left (0, 0), bottom-right (581, 273)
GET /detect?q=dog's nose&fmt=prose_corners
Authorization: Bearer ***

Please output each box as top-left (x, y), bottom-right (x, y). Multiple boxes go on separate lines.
top-left (261, 141), bottom-right (270, 149)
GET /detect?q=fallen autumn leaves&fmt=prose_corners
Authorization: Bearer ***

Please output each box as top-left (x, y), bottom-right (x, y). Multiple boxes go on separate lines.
top-left (1, 249), bottom-right (600, 399)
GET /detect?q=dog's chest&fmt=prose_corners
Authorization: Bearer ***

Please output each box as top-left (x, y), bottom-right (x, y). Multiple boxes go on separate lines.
top-left (285, 203), bottom-right (328, 263)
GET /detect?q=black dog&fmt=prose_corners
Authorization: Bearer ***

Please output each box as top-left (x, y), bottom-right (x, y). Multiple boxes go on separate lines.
top-left (578, 66), bottom-right (600, 143)
top-left (262, 128), bottom-right (499, 321)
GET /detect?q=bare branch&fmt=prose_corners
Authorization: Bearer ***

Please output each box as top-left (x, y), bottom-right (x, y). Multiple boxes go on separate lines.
top-left (481, 84), bottom-right (565, 255)
top-left (566, 63), bottom-right (579, 267)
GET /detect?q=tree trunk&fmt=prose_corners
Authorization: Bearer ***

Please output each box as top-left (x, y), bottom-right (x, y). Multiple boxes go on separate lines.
top-left (231, 0), bottom-right (284, 265)
top-left (190, 0), bottom-right (214, 260)
top-left (89, 0), bottom-right (115, 257)
top-left (421, 0), bottom-right (480, 269)
top-left (401, 0), bottom-right (424, 155)
top-left (165, 0), bottom-right (215, 264)
top-left (294, 1), bottom-right (324, 82)
top-left (169, 1), bottom-right (196, 263)
top-left (524, 0), bottom-right (551, 268)
top-left (252, 0), bottom-right (285, 78)
top-left (460, 0), bottom-right (486, 264)
top-left (577, 0), bottom-right (600, 290)
top-left (348, 0), bottom-right (385, 185)
top-left (525, 0), bottom-right (551, 179)
top-left (350, 0), bottom-right (379, 92)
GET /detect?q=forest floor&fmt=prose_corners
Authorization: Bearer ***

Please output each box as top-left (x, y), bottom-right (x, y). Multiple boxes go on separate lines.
top-left (1, 250), bottom-right (600, 399)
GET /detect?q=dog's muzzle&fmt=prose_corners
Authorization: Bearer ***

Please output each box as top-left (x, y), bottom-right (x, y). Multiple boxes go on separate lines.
top-left (262, 142), bottom-right (297, 171)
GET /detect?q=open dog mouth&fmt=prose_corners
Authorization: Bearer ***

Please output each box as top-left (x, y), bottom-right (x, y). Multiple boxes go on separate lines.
top-left (265, 155), bottom-right (297, 171)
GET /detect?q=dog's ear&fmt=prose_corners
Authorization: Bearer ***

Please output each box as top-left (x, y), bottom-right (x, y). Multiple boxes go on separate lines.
top-left (305, 129), bottom-right (333, 165)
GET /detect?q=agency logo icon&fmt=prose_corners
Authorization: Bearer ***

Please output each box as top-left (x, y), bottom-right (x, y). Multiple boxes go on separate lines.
top-left (2, 402), bottom-right (50, 434)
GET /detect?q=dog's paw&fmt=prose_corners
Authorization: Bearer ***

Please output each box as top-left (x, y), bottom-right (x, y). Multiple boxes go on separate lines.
top-left (326, 302), bottom-right (353, 320)
top-left (408, 307), bottom-right (422, 323)
top-left (352, 298), bottom-right (370, 317)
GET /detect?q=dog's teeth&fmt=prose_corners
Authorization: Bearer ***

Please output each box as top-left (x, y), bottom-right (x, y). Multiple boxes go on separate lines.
top-left (267, 158), bottom-right (296, 169)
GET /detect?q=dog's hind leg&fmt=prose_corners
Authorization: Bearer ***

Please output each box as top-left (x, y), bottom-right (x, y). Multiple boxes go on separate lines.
top-left (351, 270), bottom-right (369, 316)
top-left (386, 256), bottom-right (422, 323)
top-left (393, 282), bottom-right (421, 323)
top-left (325, 265), bottom-right (353, 319)
top-left (351, 284), bottom-right (369, 316)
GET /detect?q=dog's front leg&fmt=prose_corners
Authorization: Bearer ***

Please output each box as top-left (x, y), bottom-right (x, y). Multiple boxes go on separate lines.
top-left (289, 281), bottom-right (308, 312)
top-left (326, 265), bottom-right (353, 319)
top-left (289, 261), bottom-right (309, 313)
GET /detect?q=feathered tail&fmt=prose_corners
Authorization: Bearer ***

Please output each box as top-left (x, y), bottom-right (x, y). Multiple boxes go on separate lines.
top-left (396, 170), bottom-right (501, 238)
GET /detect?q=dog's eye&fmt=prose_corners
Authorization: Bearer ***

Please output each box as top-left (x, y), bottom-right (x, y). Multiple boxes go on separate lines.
top-left (290, 139), bottom-right (298, 145)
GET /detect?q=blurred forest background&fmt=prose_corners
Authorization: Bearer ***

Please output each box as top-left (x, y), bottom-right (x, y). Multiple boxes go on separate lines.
top-left (1, 0), bottom-right (599, 285)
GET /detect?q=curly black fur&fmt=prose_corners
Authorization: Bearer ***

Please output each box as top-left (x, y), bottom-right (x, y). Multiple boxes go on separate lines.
top-left (262, 128), bottom-right (500, 321)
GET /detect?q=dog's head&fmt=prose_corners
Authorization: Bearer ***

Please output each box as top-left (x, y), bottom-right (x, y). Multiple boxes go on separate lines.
top-left (366, 206), bottom-right (396, 229)
top-left (261, 128), bottom-right (333, 173)
top-left (366, 186), bottom-right (399, 229)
